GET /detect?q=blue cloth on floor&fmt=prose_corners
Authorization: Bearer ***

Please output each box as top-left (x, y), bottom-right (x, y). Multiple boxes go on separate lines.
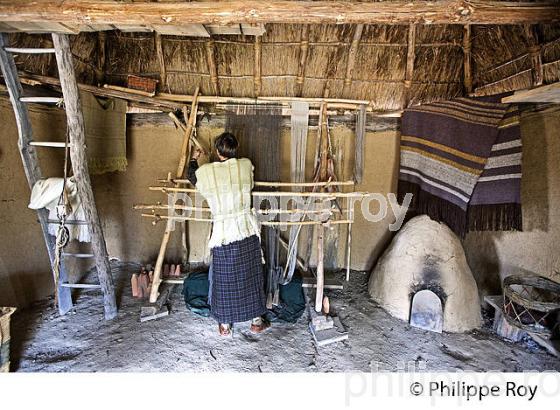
top-left (182, 270), bottom-right (305, 323)
top-left (182, 271), bottom-right (211, 317)
top-left (264, 273), bottom-right (306, 323)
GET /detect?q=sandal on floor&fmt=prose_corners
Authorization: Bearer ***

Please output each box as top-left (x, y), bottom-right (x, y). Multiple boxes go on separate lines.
top-left (218, 324), bottom-right (231, 336)
top-left (250, 321), bottom-right (271, 334)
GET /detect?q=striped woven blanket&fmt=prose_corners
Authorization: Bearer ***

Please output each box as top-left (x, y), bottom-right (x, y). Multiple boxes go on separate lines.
top-left (398, 97), bottom-right (522, 237)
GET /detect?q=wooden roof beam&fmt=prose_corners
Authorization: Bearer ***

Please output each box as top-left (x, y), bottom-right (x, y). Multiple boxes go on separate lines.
top-left (295, 25), bottom-right (309, 97)
top-left (1, 1), bottom-right (559, 25)
top-left (342, 24), bottom-right (364, 97)
top-left (403, 23), bottom-right (416, 108)
top-left (502, 81), bottom-right (560, 103)
top-left (205, 39), bottom-right (219, 96)
top-left (463, 25), bottom-right (472, 94)
top-left (254, 35), bottom-right (262, 98)
top-left (154, 32), bottom-right (167, 92)
top-left (524, 24), bottom-right (543, 87)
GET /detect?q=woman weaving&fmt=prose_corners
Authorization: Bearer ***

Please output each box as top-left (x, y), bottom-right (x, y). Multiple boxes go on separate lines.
top-left (187, 132), bottom-right (270, 336)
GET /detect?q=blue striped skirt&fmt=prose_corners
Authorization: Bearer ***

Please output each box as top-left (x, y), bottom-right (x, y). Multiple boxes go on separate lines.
top-left (210, 235), bottom-right (267, 324)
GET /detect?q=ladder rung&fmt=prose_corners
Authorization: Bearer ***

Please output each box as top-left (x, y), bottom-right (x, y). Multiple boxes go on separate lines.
top-left (19, 96), bottom-right (62, 104)
top-left (4, 47), bottom-right (56, 54)
top-left (48, 220), bottom-right (89, 225)
top-left (62, 253), bottom-right (94, 258)
top-left (29, 141), bottom-right (71, 148)
top-left (60, 283), bottom-right (101, 289)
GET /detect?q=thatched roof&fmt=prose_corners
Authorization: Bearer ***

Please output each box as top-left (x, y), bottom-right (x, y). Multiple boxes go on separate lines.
top-left (6, 21), bottom-right (560, 110)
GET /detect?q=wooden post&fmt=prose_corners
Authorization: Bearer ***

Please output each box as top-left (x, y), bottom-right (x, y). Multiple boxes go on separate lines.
top-left (154, 32), bottom-right (167, 92)
top-left (52, 33), bottom-right (117, 320)
top-left (315, 224), bottom-right (325, 312)
top-left (342, 24), bottom-right (364, 97)
top-left (96, 31), bottom-right (106, 86)
top-left (254, 35), bottom-right (262, 98)
top-left (206, 40), bottom-right (219, 96)
top-left (295, 25), bottom-right (309, 97)
top-left (403, 23), bottom-right (416, 108)
top-left (176, 87), bottom-right (200, 178)
top-left (0, 34), bottom-right (73, 315)
top-left (524, 24), bottom-right (543, 87)
top-left (463, 25), bottom-right (473, 94)
top-left (315, 100), bottom-right (328, 312)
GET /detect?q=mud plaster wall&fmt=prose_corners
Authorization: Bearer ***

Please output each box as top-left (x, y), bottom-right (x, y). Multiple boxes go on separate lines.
top-left (463, 106), bottom-right (560, 297)
top-left (0, 98), bottom-right (399, 307)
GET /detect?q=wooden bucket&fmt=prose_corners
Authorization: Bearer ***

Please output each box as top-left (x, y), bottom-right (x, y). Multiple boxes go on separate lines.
top-left (0, 307), bottom-right (16, 373)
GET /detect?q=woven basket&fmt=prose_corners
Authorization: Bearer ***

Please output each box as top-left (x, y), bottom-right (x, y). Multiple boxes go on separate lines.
top-left (1, 307), bottom-right (16, 373)
top-left (127, 75), bottom-right (158, 95)
top-left (503, 274), bottom-right (560, 336)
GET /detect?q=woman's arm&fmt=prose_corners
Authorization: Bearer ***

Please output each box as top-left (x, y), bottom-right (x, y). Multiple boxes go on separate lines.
top-left (187, 148), bottom-right (203, 185)
top-left (187, 159), bottom-right (199, 185)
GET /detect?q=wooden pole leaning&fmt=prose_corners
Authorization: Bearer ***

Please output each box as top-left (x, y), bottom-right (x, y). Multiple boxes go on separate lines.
top-left (52, 34), bottom-right (117, 319)
top-left (149, 88), bottom-right (200, 303)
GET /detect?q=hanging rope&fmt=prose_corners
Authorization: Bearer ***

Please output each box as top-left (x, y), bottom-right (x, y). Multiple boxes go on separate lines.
top-left (52, 129), bottom-right (72, 305)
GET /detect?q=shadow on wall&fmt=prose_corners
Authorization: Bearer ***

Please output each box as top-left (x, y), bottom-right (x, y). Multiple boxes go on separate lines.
top-left (4, 270), bottom-right (54, 308)
top-left (463, 233), bottom-right (502, 297)
top-left (364, 123), bottom-right (401, 271)
top-left (521, 110), bottom-right (549, 232)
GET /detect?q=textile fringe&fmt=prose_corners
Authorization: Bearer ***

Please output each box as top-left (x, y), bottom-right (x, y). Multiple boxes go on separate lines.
top-left (88, 157), bottom-right (128, 175)
top-left (398, 180), bottom-right (468, 238)
top-left (467, 203), bottom-right (522, 232)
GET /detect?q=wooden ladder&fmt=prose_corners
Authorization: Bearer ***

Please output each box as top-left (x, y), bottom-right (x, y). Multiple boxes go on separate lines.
top-left (0, 33), bottom-right (117, 320)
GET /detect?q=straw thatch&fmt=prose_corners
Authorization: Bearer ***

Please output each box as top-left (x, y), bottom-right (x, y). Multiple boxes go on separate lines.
top-left (6, 22), bottom-right (560, 109)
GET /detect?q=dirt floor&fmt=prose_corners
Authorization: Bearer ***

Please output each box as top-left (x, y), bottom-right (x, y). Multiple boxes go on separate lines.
top-left (9, 263), bottom-right (560, 372)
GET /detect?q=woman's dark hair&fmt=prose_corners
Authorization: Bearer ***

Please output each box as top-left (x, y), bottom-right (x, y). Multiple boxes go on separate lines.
top-left (214, 132), bottom-right (238, 159)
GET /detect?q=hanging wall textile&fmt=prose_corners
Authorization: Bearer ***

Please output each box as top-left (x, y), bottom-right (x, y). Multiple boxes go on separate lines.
top-left (468, 106), bottom-right (522, 232)
top-left (397, 97), bottom-right (520, 237)
top-left (79, 90), bottom-right (127, 174)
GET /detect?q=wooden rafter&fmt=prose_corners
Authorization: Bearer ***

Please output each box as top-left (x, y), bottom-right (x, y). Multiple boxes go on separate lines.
top-left (254, 35), bottom-right (262, 98)
top-left (403, 23), bottom-right (416, 108)
top-left (295, 25), bottom-right (309, 97)
top-left (463, 25), bottom-right (473, 94)
top-left (342, 24), bottom-right (364, 97)
top-left (205, 39), bottom-right (219, 96)
top-left (502, 81), bottom-right (560, 103)
top-left (524, 24), bottom-right (543, 87)
top-left (96, 31), bottom-right (106, 86)
top-left (154, 32), bottom-right (167, 92)
top-left (1, 1), bottom-right (559, 25)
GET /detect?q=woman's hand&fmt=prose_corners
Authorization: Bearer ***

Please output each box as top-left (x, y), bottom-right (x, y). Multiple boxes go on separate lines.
top-left (191, 148), bottom-right (203, 161)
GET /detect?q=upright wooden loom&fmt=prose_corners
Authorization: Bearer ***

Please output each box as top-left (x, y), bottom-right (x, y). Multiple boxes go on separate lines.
top-left (140, 100), bottom-right (360, 310)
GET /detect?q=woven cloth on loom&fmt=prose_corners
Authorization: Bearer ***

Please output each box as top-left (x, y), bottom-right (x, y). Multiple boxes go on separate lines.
top-left (224, 104), bottom-right (283, 300)
top-left (397, 97), bottom-right (521, 237)
top-left (80, 90), bottom-right (127, 174)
